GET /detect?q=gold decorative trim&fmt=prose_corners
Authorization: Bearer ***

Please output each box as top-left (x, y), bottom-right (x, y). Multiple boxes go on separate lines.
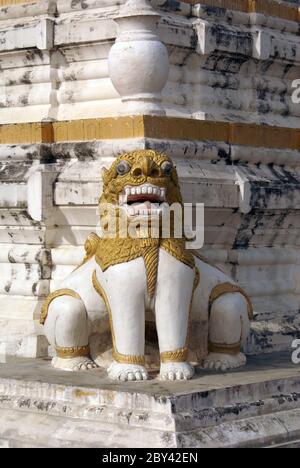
top-left (0, 122), bottom-right (53, 145)
top-left (184, 265), bottom-right (201, 355)
top-left (56, 345), bottom-right (90, 359)
top-left (209, 282), bottom-right (254, 320)
top-left (160, 347), bottom-right (189, 363)
top-left (96, 238), bottom-right (143, 273)
top-left (0, 0), bottom-right (35, 6)
top-left (194, 266), bottom-right (200, 291)
top-left (142, 241), bottom-right (160, 298)
top-left (180, 0), bottom-right (299, 22)
top-left (92, 270), bottom-right (145, 366)
top-left (52, 117), bottom-right (145, 143)
top-left (1, 0), bottom-right (296, 21)
top-left (143, 117), bottom-right (300, 150)
top-left (0, 0), bottom-right (297, 21)
top-left (95, 238), bottom-right (195, 299)
top-left (83, 232), bottom-right (100, 264)
top-left (1, 116), bottom-right (300, 151)
top-left (95, 237), bottom-right (160, 299)
top-left (40, 289), bottom-right (81, 325)
top-left (161, 238), bottom-right (195, 270)
top-left (208, 340), bottom-right (241, 355)
top-left (74, 232), bottom-right (100, 272)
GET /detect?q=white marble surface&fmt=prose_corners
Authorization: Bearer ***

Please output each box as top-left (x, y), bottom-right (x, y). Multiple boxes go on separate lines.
top-left (0, 0), bottom-right (300, 125)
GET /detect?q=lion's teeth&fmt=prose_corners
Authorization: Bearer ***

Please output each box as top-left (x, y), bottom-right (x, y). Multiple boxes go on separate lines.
top-left (126, 185), bottom-right (166, 198)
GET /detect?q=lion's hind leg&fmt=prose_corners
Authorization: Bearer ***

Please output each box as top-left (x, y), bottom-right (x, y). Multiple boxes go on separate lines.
top-left (44, 294), bottom-right (98, 372)
top-left (203, 292), bottom-right (250, 372)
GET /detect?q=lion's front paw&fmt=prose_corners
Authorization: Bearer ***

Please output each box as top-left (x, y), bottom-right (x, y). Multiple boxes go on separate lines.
top-left (108, 361), bottom-right (149, 381)
top-left (159, 362), bottom-right (194, 381)
top-left (52, 356), bottom-right (98, 372)
top-left (202, 352), bottom-right (246, 372)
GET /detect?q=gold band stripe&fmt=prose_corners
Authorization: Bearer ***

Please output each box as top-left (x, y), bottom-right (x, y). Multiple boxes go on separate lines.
top-left (56, 345), bottom-right (90, 359)
top-left (1, 0), bottom-right (299, 22)
top-left (209, 282), bottom-right (254, 320)
top-left (40, 288), bottom-right (81, 325)
top-left (1, 116), bottom-right (300, 151)
top-left (208, 340), bottom-right (241, 355)
top-left (160, 347), bottom-right (189, 363)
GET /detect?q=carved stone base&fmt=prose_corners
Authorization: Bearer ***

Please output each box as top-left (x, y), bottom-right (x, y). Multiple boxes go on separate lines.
top-left (0, 353), bottom-right (300, 448)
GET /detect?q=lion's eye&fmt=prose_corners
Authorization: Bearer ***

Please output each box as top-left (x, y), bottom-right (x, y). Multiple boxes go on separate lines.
top-left (116, 160), bottom-right (131, 176)
top-left (161, 161), bottom-right (173, 176)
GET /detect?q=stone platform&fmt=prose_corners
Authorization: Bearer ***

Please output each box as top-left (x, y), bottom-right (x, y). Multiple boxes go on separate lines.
top-left (0, 353), bottom-right (300, 448)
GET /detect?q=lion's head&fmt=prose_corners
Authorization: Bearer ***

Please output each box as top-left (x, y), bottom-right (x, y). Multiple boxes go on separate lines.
top-left (100, 150), bottom-right (182, 221)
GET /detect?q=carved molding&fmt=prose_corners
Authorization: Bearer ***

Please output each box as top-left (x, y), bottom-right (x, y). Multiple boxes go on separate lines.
top-left (0, 116), bottom-right (300, 151)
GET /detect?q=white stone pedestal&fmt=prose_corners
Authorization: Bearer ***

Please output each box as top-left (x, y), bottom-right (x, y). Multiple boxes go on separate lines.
top-left (0, 354), bottom-right (300, 448)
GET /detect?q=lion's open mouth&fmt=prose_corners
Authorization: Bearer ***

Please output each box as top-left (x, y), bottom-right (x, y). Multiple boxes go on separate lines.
top-left (119, 184), bottom-right (166, 217)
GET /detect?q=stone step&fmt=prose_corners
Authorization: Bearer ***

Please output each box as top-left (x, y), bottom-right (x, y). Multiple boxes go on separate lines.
top-left (266, 439), bottom-right (300, 449)
top-left (178, 408), bottom-right (300, 448)
top-left (0, 353), bottom-right (300, 447)
top-left (1, 405), bottom-right (299, 449)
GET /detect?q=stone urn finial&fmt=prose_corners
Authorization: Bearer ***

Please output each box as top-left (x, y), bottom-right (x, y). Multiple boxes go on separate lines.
top-left (108, 0), bottom-right (169, 116)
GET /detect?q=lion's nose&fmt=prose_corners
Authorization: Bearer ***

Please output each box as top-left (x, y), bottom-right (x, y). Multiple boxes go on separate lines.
top-left (132, 156), bottom-right (155, 178)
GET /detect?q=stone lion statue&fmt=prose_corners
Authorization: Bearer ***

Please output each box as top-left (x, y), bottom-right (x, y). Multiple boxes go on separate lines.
top-left (41, 150), bottom-right (253, 381)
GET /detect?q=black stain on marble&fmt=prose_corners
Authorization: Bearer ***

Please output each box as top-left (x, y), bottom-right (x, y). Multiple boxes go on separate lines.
top-left (71, 0), bottom-right (89, 9)
top-left (33, 400), bottom-right (57, 412)
top-left (233, 210), bottom-right (266, 250)
top-left (20, 71), bottom-right (32, 85)
top-left (161, 1), bottom-right (182, 13)
top-left (4, 282), bottom-right (12, 293)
